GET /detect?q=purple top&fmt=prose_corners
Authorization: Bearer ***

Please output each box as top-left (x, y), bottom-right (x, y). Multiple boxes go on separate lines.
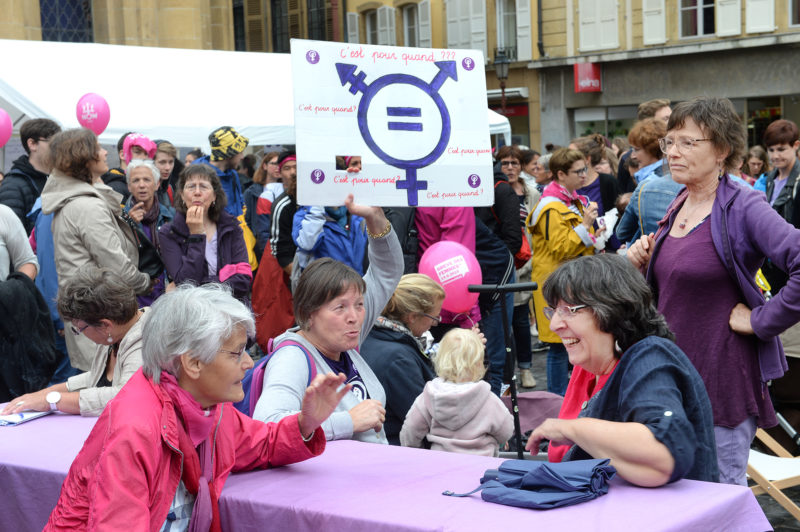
top-left (578, 177), bottom-right (605, 215)
top-left (653, 218), bottom-right (775, 428)
top-left (770, 177), bottom-right (788, 206)
top-left (324, 352), bottom-right (370, 401)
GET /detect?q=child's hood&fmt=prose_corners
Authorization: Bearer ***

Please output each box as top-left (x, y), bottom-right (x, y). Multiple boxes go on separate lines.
top-left (423, 377), bottom-right (493, 431)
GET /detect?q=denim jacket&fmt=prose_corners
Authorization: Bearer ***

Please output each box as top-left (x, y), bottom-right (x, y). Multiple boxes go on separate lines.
top-left (616, 175), bottom-right (683, 244)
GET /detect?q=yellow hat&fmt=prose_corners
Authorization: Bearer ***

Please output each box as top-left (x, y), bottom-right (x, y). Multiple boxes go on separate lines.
top-left (209, 126), bottom-right (249, 161)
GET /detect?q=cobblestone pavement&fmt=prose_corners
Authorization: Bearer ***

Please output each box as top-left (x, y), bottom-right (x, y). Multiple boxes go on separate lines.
top-left (514, 337), bottom-right (800, 531)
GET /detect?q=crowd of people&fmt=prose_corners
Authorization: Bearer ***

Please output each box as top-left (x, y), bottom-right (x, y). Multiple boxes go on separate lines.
top-left (1, 94), bottom-right (800, 527)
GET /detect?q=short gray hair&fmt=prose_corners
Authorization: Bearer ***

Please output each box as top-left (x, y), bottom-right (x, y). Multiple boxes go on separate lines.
top-left (539, 153), bottom-right (552, 172)
top-left (142, 283), bottom-right (255, 383)
top-left (126, 158), bottom-right (160, 184)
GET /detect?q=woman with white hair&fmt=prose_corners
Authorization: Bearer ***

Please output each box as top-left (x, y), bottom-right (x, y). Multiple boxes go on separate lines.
top-left (124, 158), bottom-right (174, 305)
top-left (45, 283), bottom-right (348, 531)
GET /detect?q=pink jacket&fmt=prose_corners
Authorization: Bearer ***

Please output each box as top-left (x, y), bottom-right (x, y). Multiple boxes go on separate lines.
top-left (399, 378), bottom-right (513, 457)
top-left (45, 369), bottom-right (324, 531)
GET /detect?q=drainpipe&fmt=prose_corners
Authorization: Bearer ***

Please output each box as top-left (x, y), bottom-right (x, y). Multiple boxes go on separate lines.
top-left (537, 0), bottom-right (545, 57)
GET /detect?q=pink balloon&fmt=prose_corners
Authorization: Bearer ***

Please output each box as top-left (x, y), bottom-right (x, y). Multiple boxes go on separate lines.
top-left (76, 93), bottom-right (110, 136)
top-left (0, 109), bottom-right (11, 148)
top-left (418, 241), bottom-right (482, 314)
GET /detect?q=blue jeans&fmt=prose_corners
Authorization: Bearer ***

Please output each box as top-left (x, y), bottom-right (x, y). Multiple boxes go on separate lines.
top-left (547, 342), bottom-right (569, 396)
top-left (512, 303), bottom-right (532, 369)
top-left (481, 291), bottom-right (516, 396)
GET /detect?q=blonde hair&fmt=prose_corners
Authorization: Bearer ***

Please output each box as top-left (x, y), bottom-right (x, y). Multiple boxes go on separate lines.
top-left (433, 328), bottom-right (485, 383)
top-left (382, 274), bottom-right (445, 324)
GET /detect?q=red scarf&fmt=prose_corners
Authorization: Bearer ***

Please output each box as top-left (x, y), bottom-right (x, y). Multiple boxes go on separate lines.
top-left (160, 372), bottom-right (222, 532)
top-left (547, 361), bottom-right (619, 463)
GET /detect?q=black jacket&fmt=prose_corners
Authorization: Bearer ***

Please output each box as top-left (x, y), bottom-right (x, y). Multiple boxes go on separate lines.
top-left (361, 325), bottom-right (435, 445)
top-left (101, 168), bottom-right (129, 204)
top-left (0, 155), bottom-right (49, 234)
top-left (474, 216), bottom-right (515, 314)
top-left (475, 172), bottom-right (522, 255)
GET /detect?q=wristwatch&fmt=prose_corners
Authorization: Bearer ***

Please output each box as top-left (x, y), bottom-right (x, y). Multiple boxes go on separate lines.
top-left (45, 391), bottom-right (62, 412)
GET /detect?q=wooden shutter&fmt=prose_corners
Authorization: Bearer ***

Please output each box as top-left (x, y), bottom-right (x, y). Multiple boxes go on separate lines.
top-left (347, 12), bottom-right (360, 43)
top-left (516, 0), bottom-right (532, 61)
top-left (642, 0), bottom-right (666, 45)
top-left (245, 0), bottom-right (267, 51)
top-left (717, 0), bottom-right (741, 36)
top-left (288, 0), bottom-right (302, 38)
top-left (745, 0), bottom-right (775, 33)
top-left (419, 0), bottom-right (432, 47)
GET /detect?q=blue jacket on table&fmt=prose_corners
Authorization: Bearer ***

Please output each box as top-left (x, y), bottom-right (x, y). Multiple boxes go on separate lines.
top-left (292, 206), bottom-right (367, 275)
top-left (192, 156), bottom-right (245, 217)
top-left (564, 335), bottom-right (719, 483)
top-left (361, 324), bottom-right (436, 445)
top-left (158, 210), bottom-right (252, 302)
top-left (646, 174), bottom-right (800, 383)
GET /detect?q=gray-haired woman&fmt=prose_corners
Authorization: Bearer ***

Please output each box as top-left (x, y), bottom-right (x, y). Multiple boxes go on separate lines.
top-left (628, 96), bottom-right (800, 485)
top-left (45, 283), bottom-right (347, 531)
top-left (253, 195), bottom-right (404, 444)
top-left (526, 254), bottom-right (718, 487)
top-left (2, 267), bottom-right (145, 417)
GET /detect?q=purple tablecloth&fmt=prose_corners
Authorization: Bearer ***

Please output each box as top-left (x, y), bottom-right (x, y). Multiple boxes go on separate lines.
top-left (0, 409), bottom-right (772, 532)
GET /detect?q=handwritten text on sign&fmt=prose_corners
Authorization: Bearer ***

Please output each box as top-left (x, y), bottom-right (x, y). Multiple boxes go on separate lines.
top-left (291, 38), bottom-right (493, 207)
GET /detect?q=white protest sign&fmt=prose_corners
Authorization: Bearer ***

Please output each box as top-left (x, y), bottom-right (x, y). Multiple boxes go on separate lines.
top-left (291, 38), bottom-right (494, 207)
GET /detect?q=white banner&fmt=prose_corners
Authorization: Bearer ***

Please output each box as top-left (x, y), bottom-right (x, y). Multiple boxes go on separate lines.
top-left (291, 38), bottom-right (494, 207)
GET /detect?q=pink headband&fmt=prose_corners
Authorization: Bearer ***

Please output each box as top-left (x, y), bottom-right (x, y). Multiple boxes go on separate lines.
top-left (279, 155), bottom-right (297, 171)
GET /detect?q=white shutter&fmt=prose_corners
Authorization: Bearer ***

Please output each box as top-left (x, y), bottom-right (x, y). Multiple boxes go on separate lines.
top-left (642, 0), bottom-right (666, 45)
top-left (388, 6), bottom-right (396, 45)
top-left (516, 0), bottom-right (532, 61)
top-left (598, 0), bottom-right (619, 49)
top-left (470, 0), bottom-right (487, 58)
top-left (446, 0), bottom-right (462, 48)
top-left (419, 0), bottom-right (432, 47)
top-left (579, 0), bottom-right (599, 51)
top-left (716, 0), bottom-right (741, 37)
top-left (347, 12), bottom-right (359, 44)
top-left (745, 0), bottom-right (775, 33)
top-left (377, 6), bottom-right (389, 45)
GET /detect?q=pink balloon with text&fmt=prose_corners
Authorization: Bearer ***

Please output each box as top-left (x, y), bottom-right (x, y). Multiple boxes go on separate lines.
top-left (76, 93), bottom-right (110, 135)
top-left (419, 241), bottom-right (481, 313)
top-left (0, 109), bottom-right (12, 147)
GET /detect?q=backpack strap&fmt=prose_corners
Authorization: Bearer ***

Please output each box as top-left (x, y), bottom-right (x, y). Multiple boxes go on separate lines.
top-left (247, 338), bottom-right (317, 416)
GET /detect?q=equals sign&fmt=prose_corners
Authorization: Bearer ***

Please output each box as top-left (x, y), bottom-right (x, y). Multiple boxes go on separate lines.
top-left (387, 107), bottom-right (423, 131)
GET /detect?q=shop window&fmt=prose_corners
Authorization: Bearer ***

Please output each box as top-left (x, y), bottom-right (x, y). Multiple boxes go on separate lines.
top-left (40, 0), bottom-right (93, 42)
top-left (680, 0), bottom-right (715, 37)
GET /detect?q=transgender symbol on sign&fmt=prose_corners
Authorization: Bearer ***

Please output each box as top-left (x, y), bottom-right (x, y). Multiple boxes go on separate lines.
top-left (335, 61), bottom-right (458, 206)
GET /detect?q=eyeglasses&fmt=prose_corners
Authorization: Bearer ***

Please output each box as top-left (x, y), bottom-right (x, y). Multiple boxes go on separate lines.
top-left (570, 167), bottom-right (588, 175)
top-left (184, 182), bottom-right (213, 192)
top-left (219, 345), bottom-right (248, 362)
top-left (658, 137), bottom-right (712, 154)
top-left (422, 313), bottom-right (441, 326)
top-left (70, 322), bottom-right (91, 336)
top-left (500, 160), bottom-right (520, 167)
top-left (542, 304), bottom-right (588, 320)
top-left (267, 161), bottom-right (279, 166)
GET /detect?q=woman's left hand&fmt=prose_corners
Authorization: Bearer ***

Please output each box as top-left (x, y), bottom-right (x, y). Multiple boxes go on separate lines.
top-left (297, 372), bottom-right (350, 438)
top-left (344, 194), bottom-right (389, 236)
top-left (729, 303), bottom-right (754, 335)
top-left (525, 418), bottom-right (575, 454)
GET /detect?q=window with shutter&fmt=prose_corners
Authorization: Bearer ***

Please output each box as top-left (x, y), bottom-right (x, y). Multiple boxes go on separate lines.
top-left (377, 5), bottom-right (394, 45)
top-left (307, 0), bottom-right (326, 40)
top-left (271, 0), bottom-right (290, 52)
top-left (470, 0), bottom-right (487, 57)
top-left (745, 0), bottom-right (775, 32)
top-left (366, 10), bottom-right (378, 44)
top-left (680, 0), bottom-right (715, 37)
top-left (347, 12), bottom-right (360, 43)
top-left (404, 4), bottom-right (419, 47)
top-left (793, 0), bottom-right (800, 26)
top-left (642, 0), bottom-right (666, 45)
top-left (497, 0), bottom-right (517, 54)
top-left (419, 0), bottom-right (432, 47)
top-left (716, 0), bottom-right (741, 36)
top-left (245, 0), bottom-right (266, 51)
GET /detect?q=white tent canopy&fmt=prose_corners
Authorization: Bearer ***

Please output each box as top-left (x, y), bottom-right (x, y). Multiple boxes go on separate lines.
top-left (0, 39), bottom-right (510, 150)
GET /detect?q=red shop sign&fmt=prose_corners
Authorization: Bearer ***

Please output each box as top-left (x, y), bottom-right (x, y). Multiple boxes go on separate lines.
top-left (574, 63), bottom-right (602, 93)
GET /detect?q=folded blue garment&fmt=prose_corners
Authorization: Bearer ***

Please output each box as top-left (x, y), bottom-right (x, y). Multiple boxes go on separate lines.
top-left (443, 458), bottom-right (617, 510)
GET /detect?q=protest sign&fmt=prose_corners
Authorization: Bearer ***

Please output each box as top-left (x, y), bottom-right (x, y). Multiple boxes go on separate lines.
top-left (291, 38), bottom-right (493, 207)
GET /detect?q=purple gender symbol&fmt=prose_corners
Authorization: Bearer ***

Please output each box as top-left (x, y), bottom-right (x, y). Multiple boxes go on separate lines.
top-left (306, 50), bottom-right (320, 64)
top-left (461, 57), bottom-right (475, 71)
top-left (310, 169), bottom-right (325, 183)
top-left (467, 174), bottom-right (481, 188)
